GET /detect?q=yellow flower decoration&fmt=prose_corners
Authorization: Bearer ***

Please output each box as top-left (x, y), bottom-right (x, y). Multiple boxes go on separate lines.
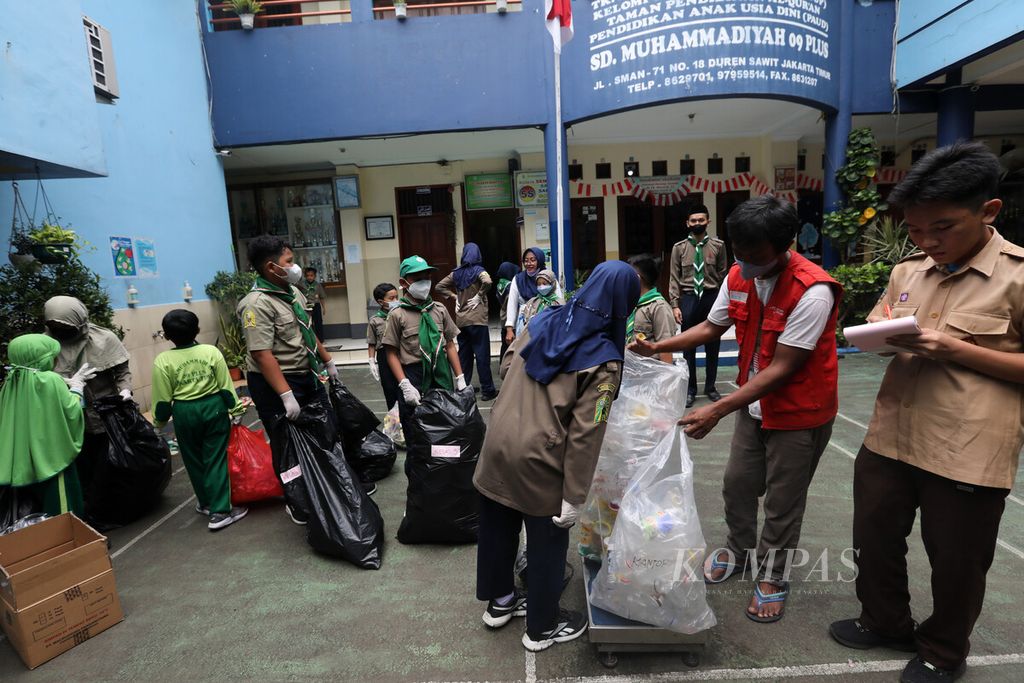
top-left (857, 179), bottom-right (868, 190)
top-left (863, 207), bottom-right (877, 219)
top-left (866, 168), bottom-right (876, 178)
top-left (858, 215), bottom-right (869, 225)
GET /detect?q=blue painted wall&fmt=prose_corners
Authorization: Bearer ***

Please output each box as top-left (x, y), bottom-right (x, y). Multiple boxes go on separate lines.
top-left (850, 0), bottom-right (897, 114)
top-left (0, 0), bottom-right (235, 308)
top-left (896, 0), bottom-right (1024, 86)
top-left (0, 0), bottom-right (106, 178)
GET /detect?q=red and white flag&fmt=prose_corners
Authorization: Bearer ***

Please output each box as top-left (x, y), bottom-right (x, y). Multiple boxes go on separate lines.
top-left (545, 0), bottom-right (573, 53)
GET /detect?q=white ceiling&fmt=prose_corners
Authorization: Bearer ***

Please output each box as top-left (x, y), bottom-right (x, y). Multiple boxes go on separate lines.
top-left (854, 109), bottom-right (1024, 146)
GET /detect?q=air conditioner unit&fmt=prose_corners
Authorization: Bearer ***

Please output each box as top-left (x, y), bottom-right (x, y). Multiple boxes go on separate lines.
top-left (82, 16), bottom-right (119, 100)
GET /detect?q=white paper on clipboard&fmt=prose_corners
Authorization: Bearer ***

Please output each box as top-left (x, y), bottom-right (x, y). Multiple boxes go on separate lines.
top-left (843, 316), bottom-right (922, 353)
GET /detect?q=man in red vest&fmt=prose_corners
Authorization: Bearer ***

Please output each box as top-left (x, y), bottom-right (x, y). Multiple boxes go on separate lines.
top-left (631, 194), bottom-right (842, 624)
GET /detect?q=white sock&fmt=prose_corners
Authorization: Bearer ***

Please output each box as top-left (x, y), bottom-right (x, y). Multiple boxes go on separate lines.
top-left (495, 591), bottom-right (515, 606)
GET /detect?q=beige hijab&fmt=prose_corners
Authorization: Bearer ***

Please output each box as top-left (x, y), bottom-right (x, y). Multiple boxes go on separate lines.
top-left (43, 296), bottom-right (130, 377)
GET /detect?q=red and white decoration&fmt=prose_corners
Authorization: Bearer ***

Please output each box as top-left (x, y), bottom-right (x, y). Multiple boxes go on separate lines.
top-left (875, 167), bottom-right (909, 185)
top-left (573, 172), bottom-right (805, 205)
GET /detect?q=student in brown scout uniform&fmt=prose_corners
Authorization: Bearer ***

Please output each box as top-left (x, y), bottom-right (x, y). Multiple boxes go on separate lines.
top-left (626, 253), bottom-right (676, 364)
top-left (829, 142), bottom-right (1024, 683)
top-left (473, 260), bottom-right (640, 653)
top-left (366, 282), bottom-right (400, 411)
top-left (436, 243), bottom-right (497, 401)
top-left (381, 255), bottom-right (466, 439)
top-left (515, 268), bottom-right (564, 334)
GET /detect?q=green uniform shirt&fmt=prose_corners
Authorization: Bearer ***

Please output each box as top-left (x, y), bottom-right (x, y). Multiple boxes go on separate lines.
top-left (152, 343), bottom-right (242, 426)
top-left (237, 287), bottom-right (311, 374)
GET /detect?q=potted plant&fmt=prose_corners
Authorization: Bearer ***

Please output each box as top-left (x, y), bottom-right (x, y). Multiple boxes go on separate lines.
top-left (496, 0), bottom-right (508, 13)
top-left (8, 229), bottom-right (38, 269)
top-left (28, 223), bottom-right (78, 265)
top-left (206, 270), bottom-right (257, 380)
top-left (394, 0), bottom-right (408, 20)
top-left (229, 0), bottom-right (264, 30)
top-left (218, 314), bottom-right (248, 381)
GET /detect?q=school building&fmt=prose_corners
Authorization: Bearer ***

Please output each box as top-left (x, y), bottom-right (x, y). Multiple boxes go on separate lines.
top-left (2, 0), bottom-right (1024, 409)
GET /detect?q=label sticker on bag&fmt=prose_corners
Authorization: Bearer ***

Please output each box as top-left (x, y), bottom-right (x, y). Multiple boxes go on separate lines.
top-left (280, 465), bottom-right (303, 483)
top-left (431, 445), bottom-right (461, 459)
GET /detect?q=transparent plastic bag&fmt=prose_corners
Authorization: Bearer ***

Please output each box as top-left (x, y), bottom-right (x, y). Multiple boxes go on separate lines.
top-left (382, 402), bottom-right (405, 448)
top-left (578, 352), bottom-right (688, 561)
top-left (589, 427), bottom-right (716, 634)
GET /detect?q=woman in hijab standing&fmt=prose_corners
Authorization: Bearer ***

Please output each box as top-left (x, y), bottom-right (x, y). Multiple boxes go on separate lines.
top-left (503, 247), bottom-right (563, 348)
top-left (0, 334), bottom-right (93, 517)
top-left (43, 296), bottom-right (132, 494)
top-left (494, 261), bottom-right (520, 361)
top-left (436, 242), bottom-right (496, 401)
top-left (473, 260), bottom-right (640, 652)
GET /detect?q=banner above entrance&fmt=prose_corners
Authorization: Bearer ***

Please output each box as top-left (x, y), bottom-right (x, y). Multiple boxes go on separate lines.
top-left (563, 0), bottom-right (841, 122)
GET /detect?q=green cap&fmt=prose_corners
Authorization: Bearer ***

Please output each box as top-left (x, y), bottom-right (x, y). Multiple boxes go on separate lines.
top-left (399, 255), bottom-right (436, 278)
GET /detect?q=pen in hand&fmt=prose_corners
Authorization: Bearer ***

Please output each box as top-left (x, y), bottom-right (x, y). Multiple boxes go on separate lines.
top-left (883, 302), bottom-right (893, 320)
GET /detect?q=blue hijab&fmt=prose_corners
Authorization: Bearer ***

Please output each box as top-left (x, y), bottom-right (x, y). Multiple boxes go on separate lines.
top-left (452, 242), bottom-right (486, 291)
top-left (514, 247), bottom-right (547, 299)
top-left (520, 260), bottom-right (640, 385)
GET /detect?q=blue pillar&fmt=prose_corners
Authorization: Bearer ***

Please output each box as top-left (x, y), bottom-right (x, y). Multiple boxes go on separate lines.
top-left (350, 0), bottom-right (375, 24)
top-left (821, 0), bottom-right (854, 269)
top-left (937, 69), bottom-right (975, 147)
top-left (543, 62), bottom-right (573, 286)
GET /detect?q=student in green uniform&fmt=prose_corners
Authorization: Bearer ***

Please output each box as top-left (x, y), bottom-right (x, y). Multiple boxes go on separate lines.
top-left (626, 253), bottom-right (676, 364)
top-left (381, 255), bottom-right (466, 436)
top-left (152, 310), bottom-right (248, 531)
top-left (0, 334), bottom-right (90, 518)
top-left (367, 282), bottom-right (400, 410)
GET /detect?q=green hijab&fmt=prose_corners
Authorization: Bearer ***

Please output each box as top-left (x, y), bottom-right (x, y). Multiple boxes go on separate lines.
top-left (0, 334), bottom-right (85, 486)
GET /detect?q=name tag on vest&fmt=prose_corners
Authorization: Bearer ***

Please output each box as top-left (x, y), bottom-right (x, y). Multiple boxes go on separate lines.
top-left (729, 291), bottom-right (748, 303)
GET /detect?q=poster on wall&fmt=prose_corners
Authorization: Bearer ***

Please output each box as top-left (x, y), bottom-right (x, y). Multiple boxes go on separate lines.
top-left (135, 238), bottom-right (158, 277)
top-left (514, 171), bottom-right (548, 207)
top-left (465, 173), bottom-right (514, 210)
top-left (109, 236), bottom-right (137, 277)
top-left (775, 166), bottom-right (797, 192)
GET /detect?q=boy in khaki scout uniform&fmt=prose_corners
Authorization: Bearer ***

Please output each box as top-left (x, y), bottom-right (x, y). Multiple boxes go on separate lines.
top-left (626, 253), bottom-right (676, 363)
top-left (381, 256), bottom-right (466, 437)
top-left (830, 142), bottom-right (1024, 683)
top-left (436, 243), bottom-right (496, 401)
top-left (473, 261), bottom-right (640, 653)
top-left (366, 282), bottom-right (400, 410)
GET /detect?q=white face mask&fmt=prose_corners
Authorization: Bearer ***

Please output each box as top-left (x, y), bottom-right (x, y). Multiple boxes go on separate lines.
top-left (274, 262), bottom-right (303, 285)
top-left (407, 280), bottom-right (432, 301)
top-left (387, 300), bottom-right (401, 311)
top-left (736, 258), bottom-right (777, 281)
top-left (538, 284), bottom-right (554, 296)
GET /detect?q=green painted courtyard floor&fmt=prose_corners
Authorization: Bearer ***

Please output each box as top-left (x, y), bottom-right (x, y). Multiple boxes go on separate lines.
top-left (3, 354), bottom-right (1023, 681)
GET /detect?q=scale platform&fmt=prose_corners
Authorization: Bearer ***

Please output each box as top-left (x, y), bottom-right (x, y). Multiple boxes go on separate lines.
top-left (583, 559), bottom-right (709, 669)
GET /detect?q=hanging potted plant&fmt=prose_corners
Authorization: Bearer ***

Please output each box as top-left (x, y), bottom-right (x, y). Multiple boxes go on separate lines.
top-left (229, 0), bottom-right (265, 30)
top-left (28, 223), bottom-right (77, 265)
top-left (8, 229), bottom-right (38, 269)
top-left (395, 0), bottom-right (408, 20)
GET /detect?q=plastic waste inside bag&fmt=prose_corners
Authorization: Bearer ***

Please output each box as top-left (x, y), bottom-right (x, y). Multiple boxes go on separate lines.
top-left (382, 402), bottom-right (405, 448)
top-left (3, 512), bottom-right (51, 535)
top-left (579, 352), bottom-right (688, 562)
top-left (589, 428), bottom-right (716, 634)
top-left (397, 388), bottom-right (485, 544)
top-left (87, 396), bottom-right (173, 527)
top-left (328, 378), bottom-right (380, 445)
top-left (347, 429), bottom-right (397, 483)
top-left (278, 403), bottom-right (385, 569)
top-left (0, 486), bottom-right (37, 534)
top-left (228, 424), bottom-right (284, 505)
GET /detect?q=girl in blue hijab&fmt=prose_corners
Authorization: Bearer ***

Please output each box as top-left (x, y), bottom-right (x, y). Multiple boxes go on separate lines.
top-left (472, 260), bottom-right (640, 652)
top-left (504, 248), bottom-right (564, 347)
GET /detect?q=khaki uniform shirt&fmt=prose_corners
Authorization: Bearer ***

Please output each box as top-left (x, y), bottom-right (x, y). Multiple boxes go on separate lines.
top-left (628, 298), bottom-right (677, 344)
top-left (237, 287), bottom-right (311, 374)
top-left (863, 230), bottom-right (1024, 490)
top-left (436, 271), bottom-right (492, 328)
top-left (380, 304), bottom-right (460, 367)
top-left (668, 236), bottom-right (729, 307)
top-left (473, 330), bottom-right (623, 516)
top-left (367, 314), bottom-right (388, 348)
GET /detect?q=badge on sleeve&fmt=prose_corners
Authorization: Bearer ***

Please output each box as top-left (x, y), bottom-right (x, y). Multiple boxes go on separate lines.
top-left (594, 383), bottom-right (617, 424)
top-left (243, 308), bottom-right (257, 329)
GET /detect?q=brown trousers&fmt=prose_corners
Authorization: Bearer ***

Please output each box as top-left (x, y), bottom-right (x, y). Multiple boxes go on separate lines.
top-left (853, 446), bottom-right (1008, 670)
top-left (722, 410), bottom-right (833, 583)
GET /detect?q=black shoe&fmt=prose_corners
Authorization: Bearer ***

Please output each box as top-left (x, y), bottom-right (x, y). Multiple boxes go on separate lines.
top-left (208, 506), bottom-right (248, 531)
top-left (286, 505), bottom-right (309, 526)
top-left (482, 590), bottom-right (527, 629)
top-left (900, 656), bottom-right (966, 682)
top-left (686, 393), bottom-right (696, 408)
top-left (361, 481), bottom-right (378, 496)
top-left (706, 389), bottom-right (722, 402)
top-left (474, 387), bottom-right (480, 394)
top-left (522, 609), bottom-right (588, 651)
top-left (481, 391), bottom-right (498, 401)
top-left (195, 503), bottom-right (210, 516)
top-left (829, 619), bottom-right (917, 652)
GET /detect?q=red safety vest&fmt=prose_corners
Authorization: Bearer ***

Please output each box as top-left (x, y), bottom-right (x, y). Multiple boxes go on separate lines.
top-left (727, 252), bottom-right (842, 430)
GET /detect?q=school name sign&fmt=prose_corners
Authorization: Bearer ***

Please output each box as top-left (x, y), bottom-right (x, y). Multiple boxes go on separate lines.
top-left (565, 0), bottom-right (840, 119)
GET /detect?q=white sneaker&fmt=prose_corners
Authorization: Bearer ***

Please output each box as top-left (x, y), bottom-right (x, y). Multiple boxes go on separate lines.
top-left (521, 609), bottom-right (588, 652)
top-left (208, 506), bottom-right (248, 531)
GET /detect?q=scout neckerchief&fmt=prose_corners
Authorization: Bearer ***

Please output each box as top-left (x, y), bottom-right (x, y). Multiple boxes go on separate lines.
top-left (535, 289), bottom-right (559, 315)
top-left (497, 278), bottom-right (512, 296)
top-left (688, 234), bottom-right (710, 297)
top-left (398, 296), bottom-right (454, 393)
top-left (253, 276), bottom-right (323, 376)
top-left (626, 289), bottom-right (666, 339)
top-left (374, 307), bottom-right (389, 319)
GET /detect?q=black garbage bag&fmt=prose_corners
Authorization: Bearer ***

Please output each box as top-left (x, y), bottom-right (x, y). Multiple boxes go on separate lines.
top-left (347, 429), bottom-right (397, 483)
top-left (268, 415), bottom-right (314, 521)
top-left (281, 403), bottom-right (384, 569)
top-left (397, 388), bottom-right (485, 545)
top-left (87, 396), bottom-right (172, 526)
top-left (328, 378), bottom-right (380, 446)
top-left (0, 486), bottom-right (38, 534)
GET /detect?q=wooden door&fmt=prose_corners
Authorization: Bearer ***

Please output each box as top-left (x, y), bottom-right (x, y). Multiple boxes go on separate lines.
top-left (396, 186), bottom-right (457, 318)
top-left (715, 190), bottom-right (750, 266)
top-left (570, 198), bottom-right (606, 281)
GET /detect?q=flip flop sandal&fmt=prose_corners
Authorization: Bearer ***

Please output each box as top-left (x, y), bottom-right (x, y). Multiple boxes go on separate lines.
top-left (703, 551), bottom-right (742, 584)
top-left (746, 582), bottom-right (789, 623)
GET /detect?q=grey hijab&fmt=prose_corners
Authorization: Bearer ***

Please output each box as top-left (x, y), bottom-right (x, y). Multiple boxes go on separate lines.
top-left (43, 296), bottom-right (129, 376)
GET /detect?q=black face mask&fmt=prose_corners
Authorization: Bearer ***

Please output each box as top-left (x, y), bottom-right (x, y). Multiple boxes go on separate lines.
top-left (47, 323), bottom-right (81, 342)
top-left (689, 225), bottom-right (708, 234)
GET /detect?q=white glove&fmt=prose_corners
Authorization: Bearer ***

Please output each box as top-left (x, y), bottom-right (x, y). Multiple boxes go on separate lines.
top-left (231, 414), bottom-right (244, 426)
top-left (552, 499), bottom-right (580, 529)
top-left (119, 389), bottom-right (133, 401)
top-left (455, 374), bottom-right (467, 391)
top-left (399, 378), bottom-right (421, 407)
top-left (67, 363), bottom-right (98, 396)
top-left (280, 390), bottom-right (301, 420)
top-left (325, 359), bottom-right (338, 380)
top-left (368, 358), bottom-right (380, 382)
top-left (464, 294), bottom-right (483, 310)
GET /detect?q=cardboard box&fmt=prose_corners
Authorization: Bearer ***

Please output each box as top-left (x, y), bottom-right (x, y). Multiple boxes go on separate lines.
top-left (0, 513), bottom-right (124, 669)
